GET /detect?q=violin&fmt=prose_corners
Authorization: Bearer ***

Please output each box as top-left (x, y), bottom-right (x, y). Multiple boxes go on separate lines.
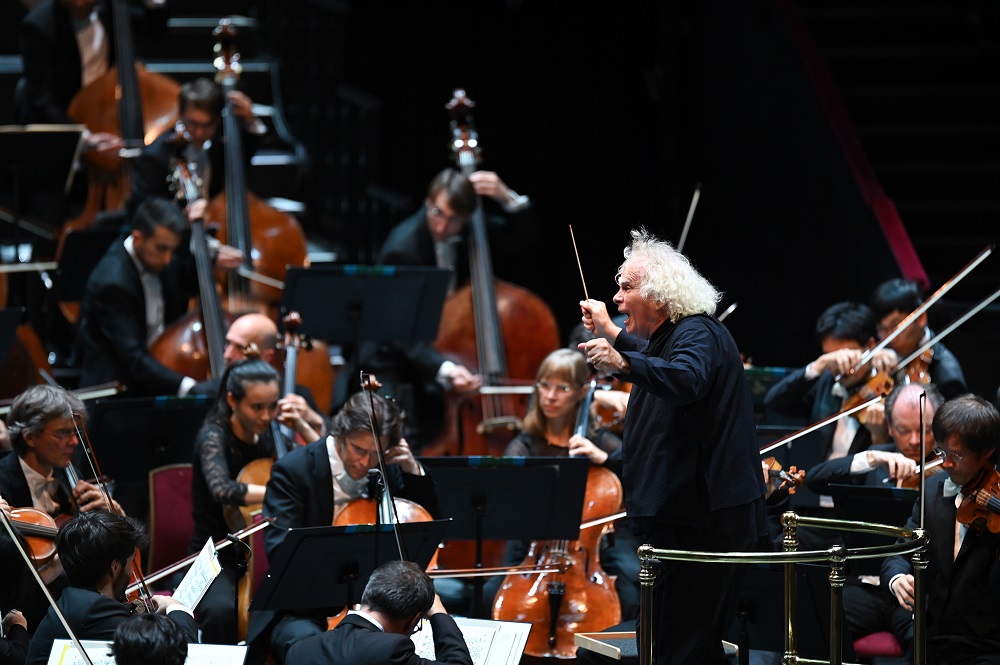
top-left (9, 508), bottom-right (58, 567)
top-left (957, 467), bottom-right (1000, 534)
top-left (762, 456), bottom-right (804, 502)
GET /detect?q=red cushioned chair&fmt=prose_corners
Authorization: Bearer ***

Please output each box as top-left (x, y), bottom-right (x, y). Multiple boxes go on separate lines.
top-left (147, 463), bottom-right (195, 578)
top-left (853, 631), bottom-right (904, 660)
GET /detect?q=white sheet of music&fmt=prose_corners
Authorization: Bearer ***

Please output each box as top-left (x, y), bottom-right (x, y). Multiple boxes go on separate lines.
top-left (411, 616), bottom-right (530, 665)
top-left (172, 538), bottom-right (222, 609)
top-left (47, 639), bottom-right (247, 665)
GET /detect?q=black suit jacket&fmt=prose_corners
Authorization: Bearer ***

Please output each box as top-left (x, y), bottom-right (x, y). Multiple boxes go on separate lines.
top-left (881, 472), bottom-right (1000, 657)
top-left (78, 238), bottom-right (195, 395)
top-left (18, 0), bottom-right (166, 124)
top-left (0, 451), bottom-right (75, 518)
top-left (804, 442), bottom-right (897, 495)
top-left (246, 438), bottom-right (440, 647)
top-left (25, 587), bottom-right (199, 665)
top-left (128, 124), bottom-right (263, 219)
top-left (285, 612), bottom-right (473, 665)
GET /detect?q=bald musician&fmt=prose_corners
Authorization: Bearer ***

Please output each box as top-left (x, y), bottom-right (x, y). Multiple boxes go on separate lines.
top-left (190, 312), bottom-right (329, 438)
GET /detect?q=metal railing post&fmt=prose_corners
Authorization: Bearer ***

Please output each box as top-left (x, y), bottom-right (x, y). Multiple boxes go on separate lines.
top-left (827, 545), bottom-right (848, 665)
top-left (911, 527), bottom-right (927, 665)
top-left (782, 511), bottom-right (799, 664)
top-left (638, 544), bottom-right (655, 665)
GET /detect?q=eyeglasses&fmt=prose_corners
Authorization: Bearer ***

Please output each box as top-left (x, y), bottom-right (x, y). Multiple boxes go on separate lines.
top-left (932, 447), bottom-right (964, 463)
top-left (179, 116), bottom-right (219, 132)
top-left (43, 427), bottom-right (77, 442)
top-left (536, 381), bottom-right (576, 394)
top-left (427, 206), bottom-right (467, 225)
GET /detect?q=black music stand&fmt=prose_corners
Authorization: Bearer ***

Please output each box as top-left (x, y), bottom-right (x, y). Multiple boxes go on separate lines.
top-left (826, 483), bottom-right (917, 575)
top-left (250, 520), bottom-right (450, 613)
top-left (279, 265), bottom-right (452, 344)
top-left (418, 456), bottom-right (591, 616)
top-left (0, 125), bottom-right (84, 243)
top-left (84, 395), bottom-right (213, 521)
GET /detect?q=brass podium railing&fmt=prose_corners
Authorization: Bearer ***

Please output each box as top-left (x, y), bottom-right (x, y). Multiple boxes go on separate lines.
top-left (637, 511), bottom-right (928, 665)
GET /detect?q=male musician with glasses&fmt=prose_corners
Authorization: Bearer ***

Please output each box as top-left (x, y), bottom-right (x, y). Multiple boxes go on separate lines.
top-left (870, 278), bottom-right (969, 400)
top-left (882, 394), bottom-right (1000, 665)
top-left (368, 167), bottom-right (534, 446)
top-left (128, 77), bottom-right (265, 222)
top-left (0, 385), bottom-right (121, 521)
top-left (805, 382), bottom-right (945, 659)
top-left (247, 391), bottom-right (439, 665)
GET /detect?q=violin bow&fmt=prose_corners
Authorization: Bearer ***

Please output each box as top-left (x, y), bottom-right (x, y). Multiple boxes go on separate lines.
top-left (676, 182), bottom-right (701, 255)
top-left (0, 509), bottom-right (94, 665)
top-left (758, 395), bottom-right (881, 455)
top-left (360, 372), bottom-right (408, 562)
top-left (71, 412), bottom-right (157, 614)
top-left (837, 244), bottom-right (993, 385)
top-left (895, 285), bottom-right (1000, 372)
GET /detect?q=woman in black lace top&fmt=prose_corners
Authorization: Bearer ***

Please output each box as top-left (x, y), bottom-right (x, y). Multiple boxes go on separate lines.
top-left (188, 358), bottom-right (281, 645)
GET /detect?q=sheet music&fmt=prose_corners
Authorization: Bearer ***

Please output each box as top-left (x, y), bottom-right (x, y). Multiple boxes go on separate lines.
top-left (171, 538), bottom-right (222, 609)
top-left (411, 616), bottom-right (529, 665)
top-left (47, 639), bottom-right (247, 665)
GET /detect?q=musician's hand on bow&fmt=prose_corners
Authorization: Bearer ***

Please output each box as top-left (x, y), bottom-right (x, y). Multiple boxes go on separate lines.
top-left (871, 348), bottom-right (900, 375)
top-left (227, 90), bottom-right (256, 122)
top-left (0, 496), bottom-right (11, 521)
top-left (73, 479), bottom-right (123, 516)
top-left (568, 434), bottom-right (609, 465)
top-left (447, 364), bottom-right (481, 393)
top-left (384, 438), bottom-right (421, 476)
top-left (85, 131), bottom-right (125, 158)
top-left (811, 348), bottom-right (864, 376)
top-left (2, 609), bottom-right (27, 632)
top-left (213, 243), bottom-right (244, 270)
top-left (866, 450), bottom-right (918, 483)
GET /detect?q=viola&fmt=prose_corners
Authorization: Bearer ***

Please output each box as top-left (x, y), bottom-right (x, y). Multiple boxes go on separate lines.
top-left (9, 508), bottom-right (58, 567)
top-left (958, 468), bottom-right (1000, 534)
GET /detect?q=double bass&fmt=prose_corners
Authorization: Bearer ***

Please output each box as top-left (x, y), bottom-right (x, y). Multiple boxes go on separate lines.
top-left (205, 20), bottom-right (308, 320)
top-left (425, 89), bottom-right (560, 458)
top-left (63, 0), bottom-right (179, 243)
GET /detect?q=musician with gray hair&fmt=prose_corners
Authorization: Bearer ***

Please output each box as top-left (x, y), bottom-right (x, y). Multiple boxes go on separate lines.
top-left (580, 229), bottom-right (767, 665)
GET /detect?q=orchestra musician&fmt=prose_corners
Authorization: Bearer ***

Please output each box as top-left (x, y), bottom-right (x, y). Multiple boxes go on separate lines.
top-left (0, 497), bottom-right (31, 665)
top-left (369, 167), bottom-right (534, 445)
top-left (805, 382), bottom-right (944, 659)
top-left (111, 613), bottom-right (189, 665)
top-left (17, 0), bottom-right (167, 146)
top-left (24, 511), bottom-right (197, 665)
top-left (284, 561), bottom-right (473, 665)
top-left (187, 358), bottom-right (290, 645)
top-left (0, 385), bottom-right (122, 521)
top-left (128, 77), bottom-right (265, 219)
top-left (251, 391), bottom-right (438, 664)
top-left (870, 278), bottom-right (969, 399)
top-left (882, 394), bottom-right (1000, 665)
top-left (77, 197), bottom-right (239, 397)
top-left (763, 301), bottom-right (898, 548)
top-left (489, 348), bottom-right (641, 621)
top-left (579, 229), bottom-right (767, 665)
top-left (188, 313), bottom-right (329, 439)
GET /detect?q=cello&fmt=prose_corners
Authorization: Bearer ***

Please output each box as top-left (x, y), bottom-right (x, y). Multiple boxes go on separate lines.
top-left (204, 20), bottom-right (308, 320)
top-left (425, 89), bottom-right (560, 458)
top-left (62, 0), bottom-right (179, 245)
top-left (491, 380), bottom-right (623, 659)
